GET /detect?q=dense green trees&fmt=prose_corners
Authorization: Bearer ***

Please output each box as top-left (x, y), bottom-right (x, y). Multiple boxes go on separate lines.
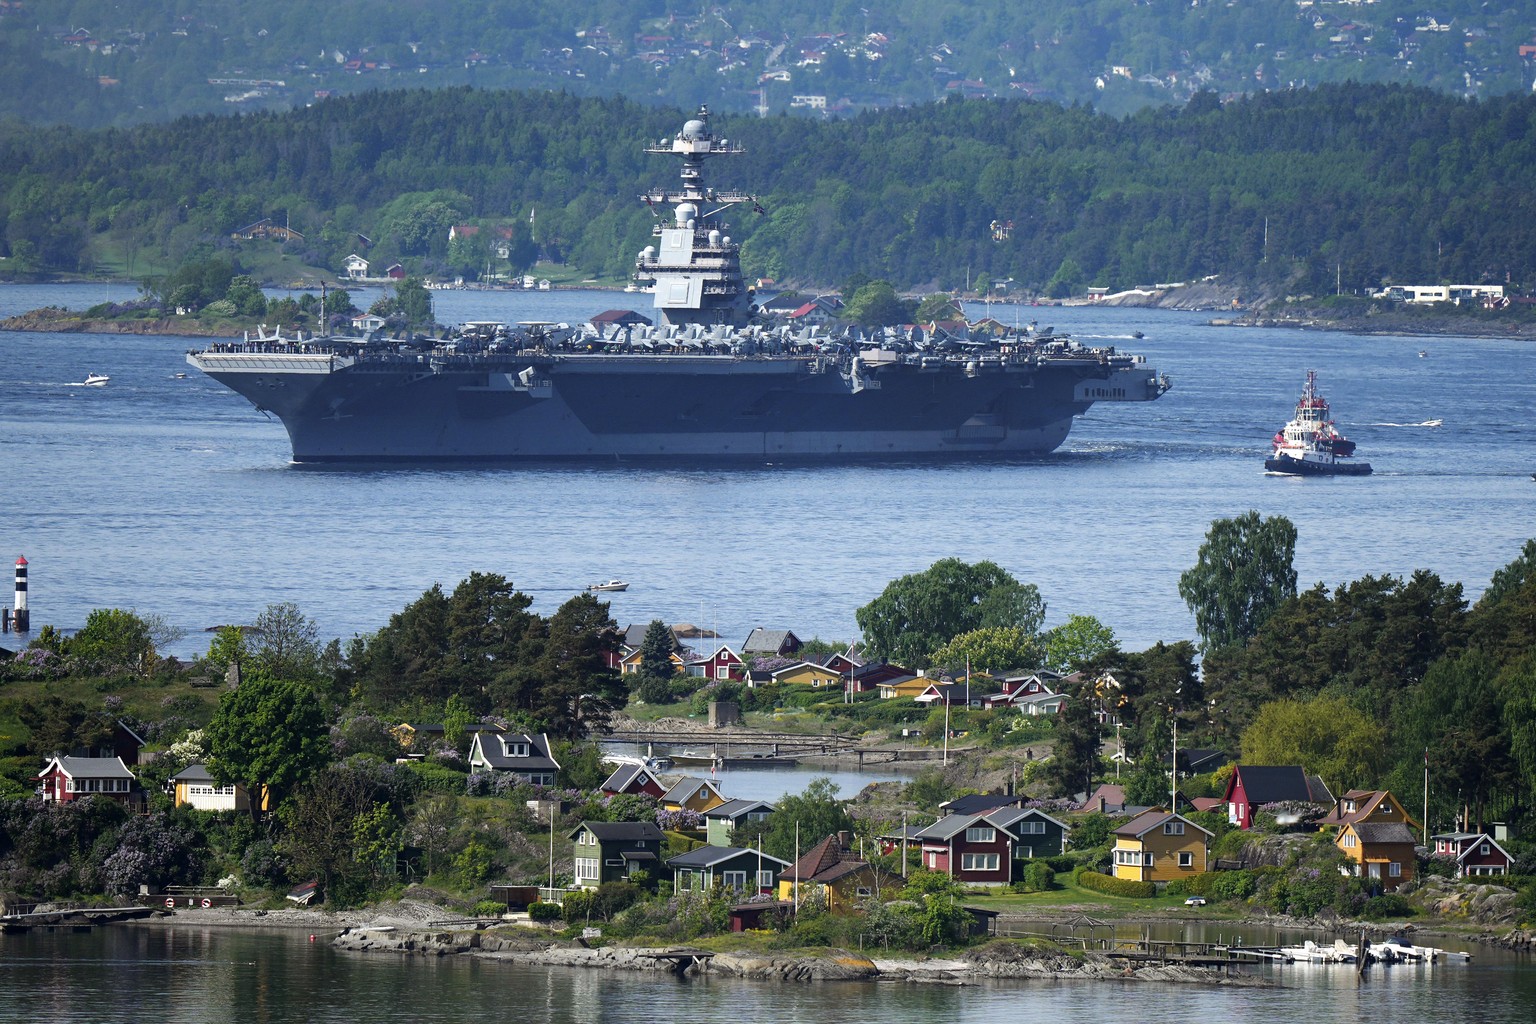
top-left (3, 84), bottom-right (1536, 300)
top-left (856, 558), bottom-right (1045, 669)
top-left (205, 675), bottom-right (330, 811)
top-left (348, 573), bottom-right (622, 738)
top-left (1178, 511), bottom-right (1297, 653)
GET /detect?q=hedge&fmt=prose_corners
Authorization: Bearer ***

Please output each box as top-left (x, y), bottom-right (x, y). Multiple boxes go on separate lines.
top-left (528, 901), bottom-right (562, 922)
top-left (1074, 868), bottom-right (1156, 899)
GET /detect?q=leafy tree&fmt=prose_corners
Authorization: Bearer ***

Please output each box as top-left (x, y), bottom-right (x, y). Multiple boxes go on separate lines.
top-left (351, 583), bottom-right (453, 708)
top-left (1178, 511), bottom-right (1298, 652)
top-left (856, 558), bottom-right (1045, 669)
top-left (69, 608), bottom-right (157, 675)
top-left (930, 626), bottom-right (1039, 674)
top-left (1239, 695), bottom-right (1387, 792)
top-left (1045, 691), bottom-right (1101, 799)
top-left (250, 601), bottom-right (322, 681)
top-left (1479, 539), bottom-right (1536, 609)
top-left (1042, 614), bottom-right (1118, 673)
top-left (225, 274), bottom-right (267, 317)
top-left (913, 293), bottom-right (963, 321)
top-left (206, 675), bottom-right (330, 814)
top-left (16, 696), bottom-right (114, 757)
top-left (1124, 762), bottom-right (1172, 808)
top-left (530, 595), bottom-right (625, 739)
top-left (748, 777), bottom-right (854, 862)
top-left (842, 280), bottom-right (912, 326)
top-left (1393, 649), bottom-right (1514, 832)
top-left (1501, 655), bottom-right (1536, 805)
top-left (204, 625), bottom-right (249, 673)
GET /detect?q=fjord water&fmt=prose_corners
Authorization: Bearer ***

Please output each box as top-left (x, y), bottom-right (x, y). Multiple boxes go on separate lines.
top-left (1, 924), bottom-right (1532, 1024)
top-left (1, 284), bottom-right (1533, 656)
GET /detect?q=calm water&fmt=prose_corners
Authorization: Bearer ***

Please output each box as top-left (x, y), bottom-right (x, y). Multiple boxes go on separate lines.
top-left (0, 924), bottom-right (1530, 1024)
top-left (1, 284), bottom-right (1533, 660)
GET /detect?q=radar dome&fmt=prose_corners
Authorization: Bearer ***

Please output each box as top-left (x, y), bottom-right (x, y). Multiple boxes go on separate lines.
top-left (675, 202), bottom-right (698, 227)
top-left (682, 119), bottom-right (707, 140)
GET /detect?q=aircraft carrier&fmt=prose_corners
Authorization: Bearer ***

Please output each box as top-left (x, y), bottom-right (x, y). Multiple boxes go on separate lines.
top-left (188, 107), bottom-right (1170, 462)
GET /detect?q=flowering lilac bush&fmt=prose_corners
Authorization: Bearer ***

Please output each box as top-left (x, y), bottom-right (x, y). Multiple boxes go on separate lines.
top-left (655, 808), bottom-right (703, 831)
top-left (99, 812), bottom-right (204, 897)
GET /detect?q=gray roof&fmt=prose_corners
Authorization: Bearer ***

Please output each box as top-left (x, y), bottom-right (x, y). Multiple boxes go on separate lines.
top-left (667, 845), bottom-right (790, 870)
top-left (601, 763), bottom-right (660, 792)
top-left (43, 755), bottom-right (135, 779)
top-left (471, 732), bottom-right (560, 772)
top-left (170, 763), bottom-right (216, 783)
top-left (742, 627), bottom-right (798, 653)
top-left (1351, 822), bottom-right (1418, 845)
top-left (1232, 765), bottom-right (1333, 805)
top-left (570, 820), bottom-right (664, 843)
top-left (661, 776), bottom-right (724, 804)
top-left (704, 799), bottom-right (775, 820)
top-left (989, 806), bottom-right (1071, 834)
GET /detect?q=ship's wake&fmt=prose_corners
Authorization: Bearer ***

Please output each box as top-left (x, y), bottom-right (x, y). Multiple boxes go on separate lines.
top-left (1369, 419), bottom-right (1443, 428)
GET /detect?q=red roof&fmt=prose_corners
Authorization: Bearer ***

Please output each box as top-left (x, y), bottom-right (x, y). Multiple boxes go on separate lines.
top-left (14, 555), bottom-right (25, 566)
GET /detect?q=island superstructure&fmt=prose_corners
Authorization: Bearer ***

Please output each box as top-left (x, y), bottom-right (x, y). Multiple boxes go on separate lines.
top-left (188, 106), bottom-right (1171, 462)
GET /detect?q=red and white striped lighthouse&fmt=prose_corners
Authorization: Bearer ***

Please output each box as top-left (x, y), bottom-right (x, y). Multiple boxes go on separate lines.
top-left (13, 556), bottom-right (27, 632)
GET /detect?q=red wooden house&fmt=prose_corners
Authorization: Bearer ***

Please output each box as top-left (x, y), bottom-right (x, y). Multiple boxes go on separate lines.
top-left (913, 807), bottom-right (1070, 885)
top-left (1431, 832), bottom-right (1513, 877)
top-left (36, 755), bottom-right (137, 805)
top-left (1223, 765), bottom-right (1334, 829)
top-left (686, 645), bottom-right (745, 682)
top-left (599, 763), bottom-right (666, 798)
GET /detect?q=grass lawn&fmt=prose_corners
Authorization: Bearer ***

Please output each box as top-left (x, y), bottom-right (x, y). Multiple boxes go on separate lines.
top-left (963, 878), bottom-right (1207, 916)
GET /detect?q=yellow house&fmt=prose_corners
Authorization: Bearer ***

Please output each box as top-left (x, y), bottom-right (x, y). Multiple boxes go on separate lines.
top-left (167, 763), bottom-right (269, 813)
top-left (776, 833), bottom-right (892, 911)
top-left (660, 776), bottom-right (727, 814)
top-left (1337, 821), bottom-right (1418, 890)
top-left (876, 675), bottom-right (929, 699)
top-left (772, 661), bottom-right (844, 688)
top-left (620, 649), bottom-right (686, 675)
top-left (1111, 810), bottom-right (1211, 884)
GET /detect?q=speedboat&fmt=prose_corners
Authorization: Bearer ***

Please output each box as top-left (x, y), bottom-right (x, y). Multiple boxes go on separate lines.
top-left (83, 373), bottom-right (110, 387)
top-left (588, 579), bottom-right (629, 592)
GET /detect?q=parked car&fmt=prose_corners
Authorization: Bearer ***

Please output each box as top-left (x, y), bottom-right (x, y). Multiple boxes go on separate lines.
top-left (1185, 896), bottom-right (1207, 906)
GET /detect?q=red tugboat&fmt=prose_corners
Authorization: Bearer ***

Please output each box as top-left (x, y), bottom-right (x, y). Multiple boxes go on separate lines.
top-left (1265, 370), bottom-right (1372, 476)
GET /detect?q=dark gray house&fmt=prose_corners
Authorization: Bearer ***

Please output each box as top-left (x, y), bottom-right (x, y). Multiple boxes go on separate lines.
top-left (667, 845), bottom-right (789, 897)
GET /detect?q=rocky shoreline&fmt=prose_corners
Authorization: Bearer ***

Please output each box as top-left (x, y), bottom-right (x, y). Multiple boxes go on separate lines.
top-left (0, 309), bottom-right (242, 337)
top-left (328, 925), bottom-right (1269, 986)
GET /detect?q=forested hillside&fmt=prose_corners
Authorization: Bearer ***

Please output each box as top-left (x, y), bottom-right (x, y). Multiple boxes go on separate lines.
top-left (2, 0), bottom-right (1532, 128)
top-left (2, 84), bottom-right (1533, 297)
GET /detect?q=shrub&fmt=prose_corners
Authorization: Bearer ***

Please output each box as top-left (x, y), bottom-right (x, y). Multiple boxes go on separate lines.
top-left (473, 898), bottom-right (505, 917)
top-left (1361, 893), bottom-right (1414, 920)
top-left (1021, 862), bottom-right (1056, 892)
top-left (529, 901), bottom-right (563, 922)
top-left (1075, 869), bottom-right (1156, 899)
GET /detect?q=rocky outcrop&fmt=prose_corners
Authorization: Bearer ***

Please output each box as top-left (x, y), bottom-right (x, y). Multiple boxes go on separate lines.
top-left (712, 950), bottom-right (878, 981)
top-left (1412, 877), bottom-right (1521, 927)
top-left (0, 309), bottom-right (240, 336)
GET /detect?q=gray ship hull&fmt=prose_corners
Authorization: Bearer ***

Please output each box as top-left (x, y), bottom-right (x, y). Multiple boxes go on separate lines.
top-left (189, 350), bottom-right (1163, 463)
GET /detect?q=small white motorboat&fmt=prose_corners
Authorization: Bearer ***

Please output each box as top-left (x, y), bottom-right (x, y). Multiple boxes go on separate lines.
top-left (588, 579), bottom-right (629, 592)
top-left (83, 373), bottom-right (110, 387)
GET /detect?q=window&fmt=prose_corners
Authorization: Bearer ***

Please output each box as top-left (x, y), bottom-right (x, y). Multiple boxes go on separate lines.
top-left (1481, 844), bottom-right (1491, 855)
top-left (575, 857), bottom-right (600, 882)
top-left (1017, 820), bottom-right (1045, 835)
top-left (1163, 821), bottom-right (1185, 836)
top-left (502, 739), bottom-right (530, 758)
top-left (604, 858), bottom-right (623, 867)
top-left (1342, 834), bottom-right (1357, 849)
top-left (722, 870), bottom-right (748, 890)
top-left (964, 827), bottom-right (996, 843)
top-left (1143, 852), bottom-right (1154, 866)
top-left (1178, 852), bottom-right (1194, 867)
top-left (716, 666), bottom-right (730, 680)
top-left (64, 779), bottom-right (75, 792)
top-left (961, 853), bottom-right (999, 872)
top-left (927, 852), bottom-right (939, 869)
top-left (856, 887), bottom-right (872, 897)
top-left (1389, 862), bottom-right (1402, 877)
top-left (678, 874), bottom-right (693, 891)
top-left (757, 869), bottom-right (774, 889)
